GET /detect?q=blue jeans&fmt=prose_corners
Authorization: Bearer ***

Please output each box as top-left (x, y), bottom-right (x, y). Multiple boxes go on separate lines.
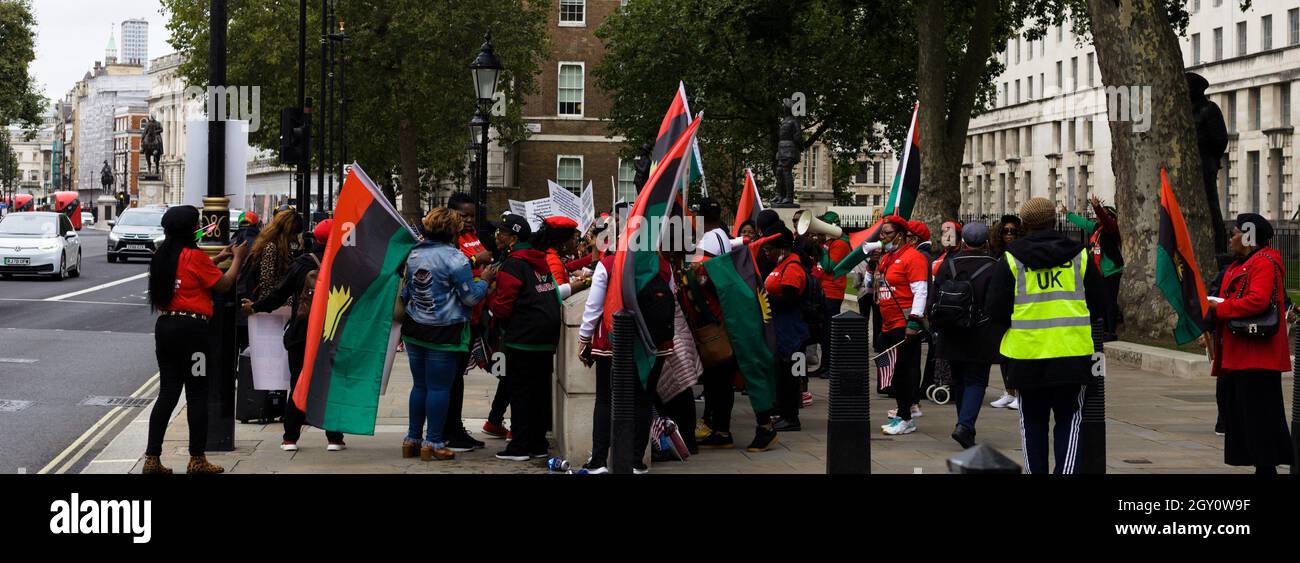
top-left (406, 344), bottom-right (460, 447)
top-left (948, 361), bottom-right (990, 431)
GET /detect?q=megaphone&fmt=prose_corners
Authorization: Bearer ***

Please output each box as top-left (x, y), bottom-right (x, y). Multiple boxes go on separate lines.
top-left (797, 212), bottom-right (843, 239)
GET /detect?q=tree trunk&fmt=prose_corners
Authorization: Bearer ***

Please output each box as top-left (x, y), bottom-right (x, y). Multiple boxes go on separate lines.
top-left (1086, 0), bottom-right (1217, 340)
top-left (913, 0), bottom-right (997, 229)
top-left (397, 115), bottom-right (422, 226)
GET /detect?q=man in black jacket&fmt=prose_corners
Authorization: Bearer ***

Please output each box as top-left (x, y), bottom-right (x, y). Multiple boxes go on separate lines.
top-left (932, 222), bottom-right (1004, 448)
top-left (985, 198), bottom-right (1105, 474)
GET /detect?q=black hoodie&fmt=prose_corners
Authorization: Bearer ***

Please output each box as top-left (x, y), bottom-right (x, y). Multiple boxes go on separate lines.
top-left (985, 228), bottom-right (1105, 389)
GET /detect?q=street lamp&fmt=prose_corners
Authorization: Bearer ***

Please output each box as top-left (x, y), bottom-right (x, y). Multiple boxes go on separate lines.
top-left (468, 32), bottom-right (502, 228)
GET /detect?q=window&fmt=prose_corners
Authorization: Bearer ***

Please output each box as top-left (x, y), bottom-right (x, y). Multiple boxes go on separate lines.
top-left (1015, 36), bottom-right (1021, 64)
top-left (1192, 33), bottom-right (1202, 65)
top-left (1040, 38), bottom-right (1045, 57)
top-left (1283, 83), bottom-right (1293, 127)
top-left (1250, 87), bottom-right (1261, 130)
top-left (1002, 82), bottom-right (1008, 106)
top-left (1056, 61), bottom-right (1063, 91)
top-left (1028, 76), bottom-right (1034, 101)
top-left (1226, 91), bottom-right (1237, 133)
top-left (1262, 15), bottom-right (1273, 50)
top-left (1084, 119), bottom-right (1093, 149)
top-left (617, 158), bottom-right (636, 201)
top-left (1071, 57), bottom-right (1079, 92)
top-left (557, 155), bottom-right (583, 193)
top-left (873, 162), bottom-right (882, 184)
top-left (1291, 9), bottom-right (1299, 45)
top-left (1015, 80), bottom-right (1021, 104)
top-left (1237, 22), bottom-right (1247, 56)
top-left (1069, 119), bottom-right (1077, 151)
top-left (559, 0), bottom-right (585, 26)
top-left (1087, 53), bottom-right (1095, 87)
top-left (1193, 0), bottom-right (1200, 12)
top-left (1028, 38), bottom-right (1034, 60)
top-left (1052, 121), bottom-right (1062, 153)
top-left (1213, 0), bottom-right (1222, 6)
top-left (1214, 27), bottom-right (1223, 61)
top-left (1057, 25), bottom-right (1063, 43)
top-left (557, 62), bottom-right (584, 116)
top-left (802, 145), bottom-right (820, 189)
top-left (1023, 125), bottom-right (1032, 157)
top-left (1040, 73), bottom-right (1045, 97)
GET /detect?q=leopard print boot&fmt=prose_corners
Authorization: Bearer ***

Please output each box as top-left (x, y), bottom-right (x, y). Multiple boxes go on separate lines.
top-left (141, 455), bottom-right (172, 474)
top-left (186, 456), bottom-right (225, 474)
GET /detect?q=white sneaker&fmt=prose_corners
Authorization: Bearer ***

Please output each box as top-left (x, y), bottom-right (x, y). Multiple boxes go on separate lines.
top-left (990, 393), bottom-right (1015, 408)
top-left (279, 441), bottom-right (298, 451)
top-left (881, 416), bottom-right (901, 431)
top-left (1007, 396), bottom-right (1020, 410)
top-left (882, 418), bottom-right (917, 436)
top-left (326, 442), bottom-right (346, 451)
top-left (633, 465), bottom-right (650, 475)
top-left (886, 405), bottom-right (923, 418)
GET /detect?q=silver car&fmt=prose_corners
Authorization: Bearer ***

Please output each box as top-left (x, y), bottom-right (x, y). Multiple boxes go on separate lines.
top-left (0, 212), bottom-right (83, 280)
top-left (107, 207), bottom-right (167, 263)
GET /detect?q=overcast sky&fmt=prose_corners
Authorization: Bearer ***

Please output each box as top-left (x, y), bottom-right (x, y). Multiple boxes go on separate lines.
top-left (29, 0), bottom-right (175, 105)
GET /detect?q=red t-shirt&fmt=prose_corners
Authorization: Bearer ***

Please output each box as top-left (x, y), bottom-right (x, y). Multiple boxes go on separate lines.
top-left (765, 253), bottom-right (806, 297)
top-left (162, 247), bottom-right (223, 317)
top-left (814, 238), bottom-right (851, 300)
top-left (874, 244), bottom-right (928, 332)
top-left (457, 231), bottom-right (487, 324)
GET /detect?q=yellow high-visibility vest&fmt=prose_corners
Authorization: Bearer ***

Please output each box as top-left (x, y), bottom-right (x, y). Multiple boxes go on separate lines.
top-left (999, 249), bottom-right (1094, 359)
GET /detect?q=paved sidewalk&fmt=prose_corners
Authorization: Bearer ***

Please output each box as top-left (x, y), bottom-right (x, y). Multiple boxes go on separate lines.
top-left (94, 348), bottom-right (1292, 475)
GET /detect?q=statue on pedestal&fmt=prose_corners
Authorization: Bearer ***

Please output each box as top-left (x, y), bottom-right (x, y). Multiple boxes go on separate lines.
top-left (100, 161), bottom-right (114, 191)
top-left (633, 142), bottom-right (651, 193)
top-left (141, 116), bottom-right (164, 177)
top-left (1186, 72), bottom-right (1229, 255)
top-left (773, 98), bottom-right (801, 207)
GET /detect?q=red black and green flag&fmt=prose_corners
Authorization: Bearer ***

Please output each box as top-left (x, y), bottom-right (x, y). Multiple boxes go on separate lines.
top-left (605, 116), bottom-right (704, 386)
top-left (701, 241), bottom-right (775, 412)
top-left (1156, 167), bottom-right (1209, 345)
top-left (651, 81), bottom-right (706, 193)
top-left (732, 168), bottom-right (763, 237)
top-left (292, 164), bottom-right (420, 435)
top-left (832, 102), bottom-right (921, 276)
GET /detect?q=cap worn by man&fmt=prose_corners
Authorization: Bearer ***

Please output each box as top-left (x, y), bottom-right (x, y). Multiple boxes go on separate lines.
top-left (961, 222), bottom-right (989, 247)
top-left (1018, 197), bottom-right (1057, 231)
top-left (500, 214), bottom-right (532, 239)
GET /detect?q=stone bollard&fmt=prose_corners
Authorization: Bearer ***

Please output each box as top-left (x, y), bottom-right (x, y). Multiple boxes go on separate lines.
top-left (947, 444), bottom-right (1022, 474)
top-left (610, 310), bottom-right (638, 475)
top-left (826, 311), bottom-right (871, 474)
top-left (1078, 319), bottom-right (1108, 474)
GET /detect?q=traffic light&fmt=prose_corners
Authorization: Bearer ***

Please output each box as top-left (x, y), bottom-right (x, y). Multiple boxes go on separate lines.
top-left (279, 107), bottom-right (307, 166)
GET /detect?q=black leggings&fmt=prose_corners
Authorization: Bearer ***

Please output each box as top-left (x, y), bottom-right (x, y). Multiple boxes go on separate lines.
top-left (702, 357), bottom-right (736, 433)
top-left (145, 315), bottom-right (211, 457)
top-left (880, 327), bottom-right (922, 421)
top-left (284, 340), bottom-right (343, 443)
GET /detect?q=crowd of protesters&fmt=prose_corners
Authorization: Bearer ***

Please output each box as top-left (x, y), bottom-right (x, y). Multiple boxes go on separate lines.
top-left (141, 184), bottom-right (1293, 475)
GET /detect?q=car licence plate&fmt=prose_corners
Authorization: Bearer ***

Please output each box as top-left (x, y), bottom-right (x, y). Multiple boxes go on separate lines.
top-left (126, 244), bottom-right (147, 250)
top-left (4, 257), bottom-right (30, 265)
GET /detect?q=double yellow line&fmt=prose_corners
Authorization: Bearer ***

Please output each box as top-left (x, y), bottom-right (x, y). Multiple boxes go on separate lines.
top-left (38, 372), bottom-right (161, 475)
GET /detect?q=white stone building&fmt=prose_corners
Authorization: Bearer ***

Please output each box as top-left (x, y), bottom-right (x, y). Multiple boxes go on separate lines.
top-left (962, 2), bottom-right (1300, 221)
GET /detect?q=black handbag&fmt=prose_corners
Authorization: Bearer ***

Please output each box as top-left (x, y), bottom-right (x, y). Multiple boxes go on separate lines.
top-left (1227, 253), bottom-right (1282, 337)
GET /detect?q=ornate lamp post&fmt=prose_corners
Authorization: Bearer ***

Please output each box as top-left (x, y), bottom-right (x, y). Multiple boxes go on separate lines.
top-left (468, 32), bottom-right (502, 227)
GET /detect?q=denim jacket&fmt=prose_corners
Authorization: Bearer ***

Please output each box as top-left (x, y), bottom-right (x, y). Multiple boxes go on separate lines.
top-left (402, 240), bottom-right (487, 326)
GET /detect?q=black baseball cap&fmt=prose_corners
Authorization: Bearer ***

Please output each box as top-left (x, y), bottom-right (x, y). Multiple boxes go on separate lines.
top-left (695, 197), bottom-right (722, 219)
top-left (499, 214), bottom-right (531, 239)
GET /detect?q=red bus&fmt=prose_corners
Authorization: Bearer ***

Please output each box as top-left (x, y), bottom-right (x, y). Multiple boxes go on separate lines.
top-left (53, 191), bottom-right (83, 230)
top-left (8, 194), bottom-right (35, 212)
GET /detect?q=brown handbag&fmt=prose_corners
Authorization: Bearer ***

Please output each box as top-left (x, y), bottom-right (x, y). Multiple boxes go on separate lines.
top-left (694, 321), bottom-right (734, 368)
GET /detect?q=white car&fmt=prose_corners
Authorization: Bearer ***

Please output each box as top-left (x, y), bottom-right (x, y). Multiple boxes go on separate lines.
top-left (81, 211), bottom-right (95, 226)
top-left (0, 212), bottom-right (83, 280)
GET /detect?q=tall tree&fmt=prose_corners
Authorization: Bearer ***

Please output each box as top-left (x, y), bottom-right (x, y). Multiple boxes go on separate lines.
top-left (161, 0), bottom-right (549, 223)
top-left (0, 0), bottom-right (45, 130)
top-left (594, 0), bottom-right (916, 219)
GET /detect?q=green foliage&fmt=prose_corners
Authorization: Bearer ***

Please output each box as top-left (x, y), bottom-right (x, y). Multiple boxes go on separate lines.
top-left (594, 0), bottom-right (916, 214)
top-left (160, 0), bottom-right (550, 195)
top-left (0, 133), bottom-right (19, 191)
top-left (0, 0), bottom-right (45, 131)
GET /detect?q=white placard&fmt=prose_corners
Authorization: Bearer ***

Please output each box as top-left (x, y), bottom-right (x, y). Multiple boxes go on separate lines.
top-left (547, 180), bottom-right (584, 226)
top-left (508, 199), bottom-right (526, 217)
top-left (183, 120), bottom-right (250, 209)
top-left (522, 198), bottom-right (551, 230)
top-left (580, 181), bottom-right (595, 233)
top-left (248, 307), bottom-right (293, 391)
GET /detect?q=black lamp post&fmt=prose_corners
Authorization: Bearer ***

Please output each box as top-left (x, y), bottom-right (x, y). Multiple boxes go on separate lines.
top-left (468, 31), bottom-right (501, 227)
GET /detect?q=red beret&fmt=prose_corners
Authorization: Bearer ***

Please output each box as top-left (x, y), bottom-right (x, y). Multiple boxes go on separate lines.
top-left (544, 216), bottom-right (578, 230)
top-left (242, 211), bottom-right (259, 226)
top-left (313, 219), bottom-right (333, 244)
top-left (908, 220), bottom-right (931, 242)
top-left (882, 214), bottom-right (909, 230)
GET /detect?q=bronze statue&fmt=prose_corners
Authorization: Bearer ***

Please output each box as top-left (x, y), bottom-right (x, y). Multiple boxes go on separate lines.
top-left (1187, 73), bottom-right (1229, 255)
top-left (141, 116), bottom-right (163, 176)
top-left (100, 161), bottom-right (114, 190)
top-left (633, 142), bottom-right (651, 192)
top-left (773, 98), bottom-right (801, 206)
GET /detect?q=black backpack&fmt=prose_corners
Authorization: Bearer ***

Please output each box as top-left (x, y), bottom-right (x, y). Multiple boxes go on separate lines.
top-left (779, 260), bottom-right (825, 327)
top-left (637, 272), bottom-right (676, 348)
top-left (929, 258), bottom-right (995, 330)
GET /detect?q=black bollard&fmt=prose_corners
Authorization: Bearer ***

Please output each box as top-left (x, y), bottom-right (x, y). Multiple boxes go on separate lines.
top-left (1292, 324), bottom-right (1299, 475)
top-left (610, 311), bottom-right (638, 474)
top-left (947, 444), bottom-right (1022, 474)
top-left (1077, 319), bottom-right (1107, 473)
top-left (827, 310), bottom-right (871, 474)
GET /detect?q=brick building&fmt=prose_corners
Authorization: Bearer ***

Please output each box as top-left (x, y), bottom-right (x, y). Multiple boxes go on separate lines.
top-left (485, 0), bottom-right (629, 217)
